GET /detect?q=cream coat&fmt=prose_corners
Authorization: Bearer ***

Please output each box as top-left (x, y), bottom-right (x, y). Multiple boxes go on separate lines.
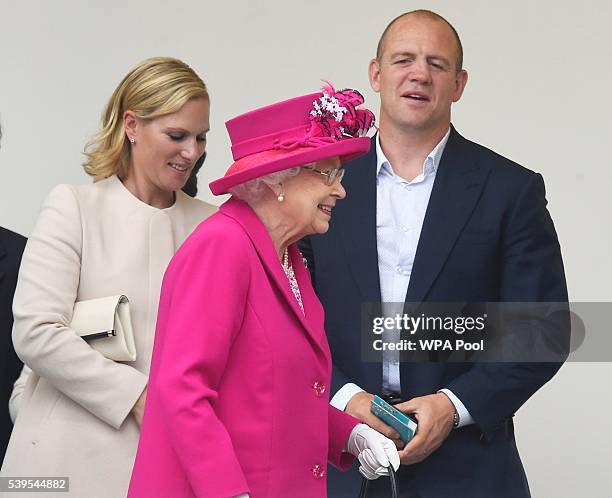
top-left (0, 176), bottom-right (216, 498)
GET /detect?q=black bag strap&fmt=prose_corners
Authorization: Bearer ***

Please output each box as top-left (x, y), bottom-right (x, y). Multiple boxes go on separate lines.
top-left (358, 465), bottom-right (398, 498)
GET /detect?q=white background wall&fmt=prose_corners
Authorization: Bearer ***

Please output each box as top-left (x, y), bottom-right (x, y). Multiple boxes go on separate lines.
top-left (1, 1), bottom-right (610, 496)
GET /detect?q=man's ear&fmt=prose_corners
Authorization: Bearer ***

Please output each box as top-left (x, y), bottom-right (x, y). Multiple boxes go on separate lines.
top-left (368, 58), bottom-right (382, 93)
top-left (453, 69), bottom-right (469, 103)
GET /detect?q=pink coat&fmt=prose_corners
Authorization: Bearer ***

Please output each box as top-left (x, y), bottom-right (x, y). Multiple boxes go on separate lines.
top-left (128, 198), bottom-right (359, 498)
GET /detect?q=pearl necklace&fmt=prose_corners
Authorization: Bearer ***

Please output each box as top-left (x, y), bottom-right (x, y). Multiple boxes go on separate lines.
top-left (282, 248), bottom-right (304, 315)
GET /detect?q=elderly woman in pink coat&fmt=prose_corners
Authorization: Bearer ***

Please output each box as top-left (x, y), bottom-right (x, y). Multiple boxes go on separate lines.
top-left (128, 85), bottom-right (400, 498)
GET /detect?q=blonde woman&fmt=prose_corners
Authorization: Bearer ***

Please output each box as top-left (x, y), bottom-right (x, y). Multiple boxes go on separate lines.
top-left (0, 57), bottom-right (216, 498)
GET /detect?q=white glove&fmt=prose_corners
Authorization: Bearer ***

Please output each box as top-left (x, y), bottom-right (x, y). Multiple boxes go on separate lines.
top-left (346, 423), bottom-right (400, 480)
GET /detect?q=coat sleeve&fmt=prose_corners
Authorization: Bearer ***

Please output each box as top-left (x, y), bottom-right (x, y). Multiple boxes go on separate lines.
top-left (327, 405), bottom-right (359, 470)
top-left (446, 173), bottom-right (570, 440)
top-left (8, 364), bottom-right (31, 423)
top-left (12, 184), bottom-right (148, 429)
top-left (152, 226), bottom-right (251, 498)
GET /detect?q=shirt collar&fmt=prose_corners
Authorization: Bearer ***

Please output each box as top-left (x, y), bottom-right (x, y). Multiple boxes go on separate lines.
top-left (375, 127), bottom-right (451, 178)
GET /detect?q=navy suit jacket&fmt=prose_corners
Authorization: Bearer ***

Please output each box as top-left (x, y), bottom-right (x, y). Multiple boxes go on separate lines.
top-left (300, 127), bottom-right (568, 498)
top-left (0, 227), bottom-right (26, 462)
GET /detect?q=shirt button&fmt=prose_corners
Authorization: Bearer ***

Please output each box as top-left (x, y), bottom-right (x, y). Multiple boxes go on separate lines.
top-left (312, 381), bottom-right (326, 397)
top-left (402, 226), bottom-right (409, 233)
top-left (311, 464), bottom-right (326, 479)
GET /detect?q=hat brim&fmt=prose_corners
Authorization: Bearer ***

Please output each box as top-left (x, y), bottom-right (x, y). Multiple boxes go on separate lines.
top-left (209, 137), bottom-right (371, 195)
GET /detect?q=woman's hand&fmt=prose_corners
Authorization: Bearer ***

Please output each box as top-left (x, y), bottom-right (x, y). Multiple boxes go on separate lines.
top-left (346, 423), bottom-right (400, 480)
top-left (132, 388), bottom-right (147, 427)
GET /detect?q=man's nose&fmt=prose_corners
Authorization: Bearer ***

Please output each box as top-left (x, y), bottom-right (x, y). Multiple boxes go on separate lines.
top-left (408, 59), bottom-right (432, 84)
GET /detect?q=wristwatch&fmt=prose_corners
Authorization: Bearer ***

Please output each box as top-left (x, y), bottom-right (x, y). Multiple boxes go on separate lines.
top-left (452, 410), bottom-right (460, 428)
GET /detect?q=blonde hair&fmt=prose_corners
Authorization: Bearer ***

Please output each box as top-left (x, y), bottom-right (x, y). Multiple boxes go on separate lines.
top-left (83, 57), bottom-right (209, 180)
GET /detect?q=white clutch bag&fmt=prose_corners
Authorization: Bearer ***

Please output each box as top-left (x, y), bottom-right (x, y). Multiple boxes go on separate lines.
top-left (70, 295), bottom-right (137, 362)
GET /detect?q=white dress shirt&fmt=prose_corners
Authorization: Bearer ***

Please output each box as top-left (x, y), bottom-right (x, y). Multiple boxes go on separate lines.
top-left (331, 130), bottom-right (474, 428)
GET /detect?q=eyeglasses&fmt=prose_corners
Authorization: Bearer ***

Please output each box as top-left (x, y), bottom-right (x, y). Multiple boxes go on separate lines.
top-left (303, 165), bottom-right (345, 185)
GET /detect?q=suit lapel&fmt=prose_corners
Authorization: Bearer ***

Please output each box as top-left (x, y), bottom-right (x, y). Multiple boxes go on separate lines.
top-left (405, 127), bottom-right (491, 303)
top-left (289, 244), bottom-right (329, 349)
top-left (219, 198), bottom-right (328, 357)
top-left (401, 129), bottom-right (490, 399)
top-left (335, 137), bottom-right (381, 303)
top-left (0, 237), bottom-right (6, 284)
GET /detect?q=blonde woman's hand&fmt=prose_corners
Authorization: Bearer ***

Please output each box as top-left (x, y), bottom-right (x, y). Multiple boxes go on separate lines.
top-left (132, 388), bottom-right (147, 427)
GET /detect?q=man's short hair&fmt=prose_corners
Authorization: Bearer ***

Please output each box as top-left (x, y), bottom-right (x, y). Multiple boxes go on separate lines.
top-left (376, 9), bottom-right (464, 72)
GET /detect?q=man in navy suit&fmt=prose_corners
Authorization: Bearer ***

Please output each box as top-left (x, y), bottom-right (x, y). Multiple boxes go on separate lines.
top-left (300, 9), bottom-right (567, 498)
top-left (0, 124), bottom-right (27, 462)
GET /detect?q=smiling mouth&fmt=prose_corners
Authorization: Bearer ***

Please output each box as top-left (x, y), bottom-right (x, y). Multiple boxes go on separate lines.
top-left (318, 204), bottom-right (333, 217)
top-left (168, 162), bottom-right (190, 173)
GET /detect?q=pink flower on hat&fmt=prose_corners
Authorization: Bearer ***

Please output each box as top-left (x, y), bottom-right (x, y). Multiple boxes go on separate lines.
top-left (309, 83), bottom-right (375, 140)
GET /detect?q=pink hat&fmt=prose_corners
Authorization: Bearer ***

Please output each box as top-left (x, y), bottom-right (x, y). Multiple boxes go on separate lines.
top-left (209, 83), bottom-right (375, 195)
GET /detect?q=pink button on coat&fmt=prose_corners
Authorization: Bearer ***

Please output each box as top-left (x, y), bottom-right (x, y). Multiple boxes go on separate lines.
top-left (128, 198), bottom-right (359, 498)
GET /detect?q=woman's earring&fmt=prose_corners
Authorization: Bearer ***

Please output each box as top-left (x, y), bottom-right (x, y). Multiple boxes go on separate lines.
top-left (277, 192), bottom-right (285, 202)
top-left (129, 137), bottom-right (135, 144)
